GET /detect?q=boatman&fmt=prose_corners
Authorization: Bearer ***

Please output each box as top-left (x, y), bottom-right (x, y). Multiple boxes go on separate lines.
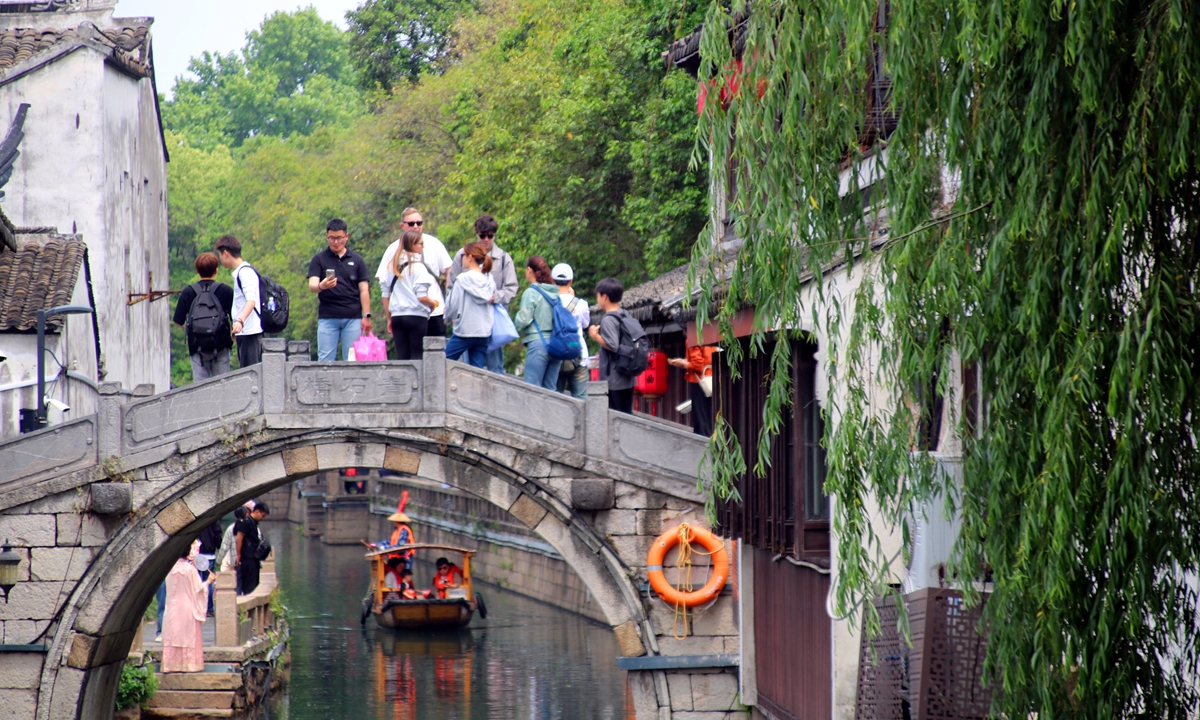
top-left (432, 557), bottom-right (464, 598)
top-left (379, 510), bottom-right (415, 570)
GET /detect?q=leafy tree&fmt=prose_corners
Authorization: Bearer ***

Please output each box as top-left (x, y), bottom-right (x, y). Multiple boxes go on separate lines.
top-left (693, 0), bottom-right (1200, 718)
top-left (346, 0), bottom-right (477, 92)
top-left (163, 7), bottom-right (362, 149)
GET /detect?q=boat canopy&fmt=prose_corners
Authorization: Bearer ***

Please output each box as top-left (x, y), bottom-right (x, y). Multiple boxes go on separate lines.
top-left (364, 543), bottom-right (475, 560)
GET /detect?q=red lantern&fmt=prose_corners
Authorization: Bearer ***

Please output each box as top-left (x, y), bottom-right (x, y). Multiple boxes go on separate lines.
top-left (636, 351), bottom-right (670, 398)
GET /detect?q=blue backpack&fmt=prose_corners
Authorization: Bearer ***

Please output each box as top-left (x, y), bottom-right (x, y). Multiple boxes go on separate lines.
top-left (531, 285), bottom-right (582, 361)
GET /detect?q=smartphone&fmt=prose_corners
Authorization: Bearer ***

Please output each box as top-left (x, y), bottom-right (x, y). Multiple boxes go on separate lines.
top-left (325, 269), bottom-right (335, 279)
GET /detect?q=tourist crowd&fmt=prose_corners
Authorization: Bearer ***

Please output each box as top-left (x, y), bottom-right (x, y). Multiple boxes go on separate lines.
top-left (173, 207), bottom-right (663, 415)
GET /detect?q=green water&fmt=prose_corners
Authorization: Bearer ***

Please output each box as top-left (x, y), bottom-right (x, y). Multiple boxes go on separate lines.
top-left (255, 523), bottom-right (629, 720)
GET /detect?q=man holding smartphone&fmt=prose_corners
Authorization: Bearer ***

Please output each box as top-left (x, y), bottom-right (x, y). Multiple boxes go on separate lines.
top-left (307, 218), bottom-right (373, 361)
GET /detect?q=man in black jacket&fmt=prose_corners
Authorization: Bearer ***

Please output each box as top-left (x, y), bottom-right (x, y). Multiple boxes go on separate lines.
top-left (234, 503), bottom-right (270, 595)
top-left (172, 252), bottom-right (234, 382)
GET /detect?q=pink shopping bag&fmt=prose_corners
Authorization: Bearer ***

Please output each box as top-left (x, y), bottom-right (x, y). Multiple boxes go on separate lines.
top-left (352, 332), bottom-right (388, 362)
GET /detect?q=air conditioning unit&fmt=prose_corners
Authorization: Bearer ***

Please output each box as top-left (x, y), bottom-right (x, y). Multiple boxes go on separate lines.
top-left (904, 454), bottom-right (963, 594)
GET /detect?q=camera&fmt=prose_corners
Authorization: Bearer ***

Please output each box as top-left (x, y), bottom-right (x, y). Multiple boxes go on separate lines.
top-left (45, 398), bottom-right (70, 413)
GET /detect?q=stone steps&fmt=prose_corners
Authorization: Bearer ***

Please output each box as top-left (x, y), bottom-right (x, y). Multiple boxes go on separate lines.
top-left (142, 709), bottom-right (233, 719)
top-left (156, 672), bottom-right (243, 691)
top-left (145, 689), bottom-right (235, 710)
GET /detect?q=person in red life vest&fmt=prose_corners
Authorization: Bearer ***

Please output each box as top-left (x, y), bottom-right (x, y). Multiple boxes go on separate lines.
top-left (432, 557), bottom-right (464, 598)
top-left (371, 507), bottom-right (416, 569)
top-left (382, 557), bottom-right (406, 602)
top-left (398, 568), bottom-right (432, 599)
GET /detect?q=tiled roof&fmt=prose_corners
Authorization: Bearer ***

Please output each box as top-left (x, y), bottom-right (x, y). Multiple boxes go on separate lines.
top-left (0, 234), bottom-right (86, 331)
top-left (0, 22), bottom-right (151, 78)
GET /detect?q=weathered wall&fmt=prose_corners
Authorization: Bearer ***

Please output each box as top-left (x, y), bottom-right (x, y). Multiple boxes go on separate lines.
top-left (0, 28), bottom-right (170, 415)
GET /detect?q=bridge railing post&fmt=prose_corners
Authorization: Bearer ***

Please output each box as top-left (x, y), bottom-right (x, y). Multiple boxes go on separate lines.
top-left (261, 338), bottom-right (287, 414)
top-left (214, 569), bottom-right (238, 647)
top-left (584, 380), bottom-right (609, 460)
top-left (422, 336), bottom-right (447, 413)
top-left (97, 381), bottom-right (123, 458)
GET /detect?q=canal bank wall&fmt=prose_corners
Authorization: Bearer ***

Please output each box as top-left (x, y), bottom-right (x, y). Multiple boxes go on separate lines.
top-left (259, 472), bottom-right (608, 623)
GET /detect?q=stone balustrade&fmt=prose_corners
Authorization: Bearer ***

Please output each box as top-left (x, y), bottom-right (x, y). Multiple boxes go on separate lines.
top-left (214, 552), bottom-right (279, 648)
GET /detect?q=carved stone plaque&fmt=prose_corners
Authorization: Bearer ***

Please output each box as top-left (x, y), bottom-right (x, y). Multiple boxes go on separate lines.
top-left (289, 363), bottom-right (419, 407)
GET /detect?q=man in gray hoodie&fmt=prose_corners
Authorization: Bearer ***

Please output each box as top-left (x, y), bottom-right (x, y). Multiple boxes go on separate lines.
top-left (447, 215), bottom-right (519, 372)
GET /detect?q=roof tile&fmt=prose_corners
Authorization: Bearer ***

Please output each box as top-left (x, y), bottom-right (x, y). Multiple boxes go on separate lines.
top-left (0, 235), bottom-right (86, 331)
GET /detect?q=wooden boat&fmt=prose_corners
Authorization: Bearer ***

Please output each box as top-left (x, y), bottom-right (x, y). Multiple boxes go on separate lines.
top-left (362, 543), bottom-right (487, 630)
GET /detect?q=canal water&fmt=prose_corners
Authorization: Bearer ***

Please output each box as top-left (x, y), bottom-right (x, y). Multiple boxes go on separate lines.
top-left (254, 522), bottom-right (630, 720)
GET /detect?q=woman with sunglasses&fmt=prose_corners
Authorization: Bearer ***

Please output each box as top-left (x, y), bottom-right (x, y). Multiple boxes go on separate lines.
top-left (444, 242), bottom-right (496, 367)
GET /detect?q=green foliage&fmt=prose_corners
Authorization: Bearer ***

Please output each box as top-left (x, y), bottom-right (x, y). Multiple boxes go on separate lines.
top-left (694, 0), bottom-right (1200, 717)
top-left (162, 8), bottom-right (362, 149)
top-left (347, 0), bottom-right (477, 92)
top-left (164, 0), bottom-right (707, 386)
top-left (116, 662), bottom-right (157, 710)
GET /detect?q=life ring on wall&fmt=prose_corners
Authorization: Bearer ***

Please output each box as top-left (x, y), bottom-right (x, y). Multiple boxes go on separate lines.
top-left (646, 523), bottom-right (729, 608)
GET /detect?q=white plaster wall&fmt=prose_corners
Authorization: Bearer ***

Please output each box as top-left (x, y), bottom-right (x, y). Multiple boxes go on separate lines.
top-left (0, 42), bottom-right (170, 403)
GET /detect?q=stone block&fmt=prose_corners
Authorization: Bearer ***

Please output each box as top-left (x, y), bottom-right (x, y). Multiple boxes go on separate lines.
top-left (613, 619), bottom-right (646, 658)
top-left (0, 581), bottom-right (64, 621)
top-left (14, 488), bottom-right (89, 515)
top-left (383, 446), bottom-right (420, 475)
top-left (316, 443), bottom-right (386, 471)
top-left (595, 509), bottom-right (637, 536)
top-left (90, 482), bottom-right (132, 514)
top-left (0, 652), bottom-right (43, 688)
top-left (47, 666), bottom-right (85, 720)
top-left (508, 494), bottom-right (548, 529)
top-left (637, 509), bottom-right (666, 537)
top-left (571, 478), bottom-right (614, 510)
top-left (668, 672), bottom-right (694, 711)
top-left (607, 535), bottom-right (655, 567)
top-left (0, 689), bottom-right (36, 720)
top-left (79, 514), bottom-right (118, 547)
top-left (241, 453), bottom-right (287, 488)
top-left (486, 475), bottom-right (521, 510)
top-left (30, 547), bottom-right (94, 582)
top-left (156, 499), bottom-right (195, 536)
top-left (514, 453), bottom-right (552, 478)
top-left (627, 670), bottom-right (661, 718)
top-left (287, 340), bottom-right (311, 357)
top-left (0, 514), bottom-right (56, 547)
top-left (671, 713), bottom-right (733, 720)
top-left (283, 446), bottom-right (319, 476)
top-left (690, 672), bottom-right (740, 711)
top-left (655, 636), bottom-right (726, 656)
top-left (262, 338), bottom-right (287, 353)
top-left (690, 596), bottom-right (738, 636)
top-left (2, 619), bottom-right (50, 644)
top-left (616, 487), bottom-right (668, 510)
top-left (56, 514), bottom-right (81, 546)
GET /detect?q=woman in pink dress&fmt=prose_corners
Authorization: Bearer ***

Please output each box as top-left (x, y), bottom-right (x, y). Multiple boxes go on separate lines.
top-left (161, 548), bottom-right (213, 672)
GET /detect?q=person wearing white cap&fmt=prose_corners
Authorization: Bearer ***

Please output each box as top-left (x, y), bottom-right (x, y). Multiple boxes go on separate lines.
top-left (551, 263), bottom-right (590, 399)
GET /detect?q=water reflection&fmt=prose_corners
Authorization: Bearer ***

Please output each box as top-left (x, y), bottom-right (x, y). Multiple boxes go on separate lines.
top-left (255, 523), bottom-right (628, 720)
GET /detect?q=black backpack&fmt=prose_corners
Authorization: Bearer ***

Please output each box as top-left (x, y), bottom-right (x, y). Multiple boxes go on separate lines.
top-left (185, 280), bottom-right (230, 352)
top-left (237, 265), bottom-right (290, 334)
top-left (613, 312), bottom-right (650, 377)
top-left (254, 527), bottom-right (272, 562)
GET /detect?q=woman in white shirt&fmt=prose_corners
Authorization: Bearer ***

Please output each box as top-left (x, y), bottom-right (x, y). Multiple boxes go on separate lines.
top-left (380, 229), bottom-right (439, 360)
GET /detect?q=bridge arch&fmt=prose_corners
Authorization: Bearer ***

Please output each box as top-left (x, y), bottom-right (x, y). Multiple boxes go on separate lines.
top-left (38, 429), bottom-right (655, 720)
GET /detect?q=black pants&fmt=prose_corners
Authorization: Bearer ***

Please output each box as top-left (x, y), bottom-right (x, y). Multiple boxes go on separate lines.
top-left (609, 387), bottom-right (634, 414)
top-left (236, 333), bottom-right (263, 367)
top-left (238, 559), bottom-right (261, 596)
top-left (691, 382), bottom-right (714, 436)
top-left (427, 314), bottom-right (446, 338)
top-left (392, 315), bottom-right (427, 360)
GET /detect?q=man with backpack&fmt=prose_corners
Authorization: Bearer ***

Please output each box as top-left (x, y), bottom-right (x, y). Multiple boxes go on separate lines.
top-left (172, 252), bottom-right (234, 382)
top-left (589, 278), bottom-right (649, 414)
top-left (215, 235), bottom-right (264, 367)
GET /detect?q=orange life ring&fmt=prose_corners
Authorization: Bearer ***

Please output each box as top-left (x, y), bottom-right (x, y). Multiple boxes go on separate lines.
top-left (646, 524), bottom-right (729, 608)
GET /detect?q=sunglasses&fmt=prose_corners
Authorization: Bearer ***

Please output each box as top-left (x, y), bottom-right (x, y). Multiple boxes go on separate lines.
top-left (479, 233), bottom-right (495, 240)
top-left (403, 220), bottom-right (423, 227)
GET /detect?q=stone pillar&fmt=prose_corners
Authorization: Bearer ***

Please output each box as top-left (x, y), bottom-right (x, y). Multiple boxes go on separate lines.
top-left (96, 381), bottom-right (123, 459)
top-left (214, 570), bottom-right (238, 647)
top-left (261, 338), bottom-right (287, 414)
top-left (422, 336), bottom-right (446, 413)
top-left (584, 381), bottom-right (609, 460)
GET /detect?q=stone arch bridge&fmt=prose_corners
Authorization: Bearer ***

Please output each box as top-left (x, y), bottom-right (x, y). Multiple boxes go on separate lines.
top-left (0, 338), bottom-right (743, 720)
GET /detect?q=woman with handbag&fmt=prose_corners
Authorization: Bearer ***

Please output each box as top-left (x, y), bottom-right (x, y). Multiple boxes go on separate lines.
top-left (380, 228), bottom-right (440, 360)
top-left (669, 346), bottom-right (717, 436)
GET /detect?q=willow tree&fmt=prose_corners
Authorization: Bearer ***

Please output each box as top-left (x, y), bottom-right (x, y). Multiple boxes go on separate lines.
top-left (692, 0), bottom-right (1200, 716)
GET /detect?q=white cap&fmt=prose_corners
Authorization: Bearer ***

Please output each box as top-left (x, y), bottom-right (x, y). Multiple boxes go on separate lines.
top-left (551, 263), bottom-right (573, 282)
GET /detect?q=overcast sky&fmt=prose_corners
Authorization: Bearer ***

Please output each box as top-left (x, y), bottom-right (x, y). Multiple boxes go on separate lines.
top-left (114, 0), bottom-right (363, 95)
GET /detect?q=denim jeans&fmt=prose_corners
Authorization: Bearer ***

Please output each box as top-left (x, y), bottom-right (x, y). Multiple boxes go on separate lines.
top-left (318, 317), bottom-right (362, 361)
top-left (155, 581), bottom-right (166, 636)
top-left (556, 360), bottom-right (589, 400)
top-left (446, 335), bottom-right (489, 367)
top-left (486, 347), bottom-right (505, 374)
top-left (523, 338), bottom-right (563, 391)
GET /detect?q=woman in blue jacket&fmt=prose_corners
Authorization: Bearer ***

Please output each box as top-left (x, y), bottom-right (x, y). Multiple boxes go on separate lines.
top-left (514, 256), bottom-right (563, 390)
